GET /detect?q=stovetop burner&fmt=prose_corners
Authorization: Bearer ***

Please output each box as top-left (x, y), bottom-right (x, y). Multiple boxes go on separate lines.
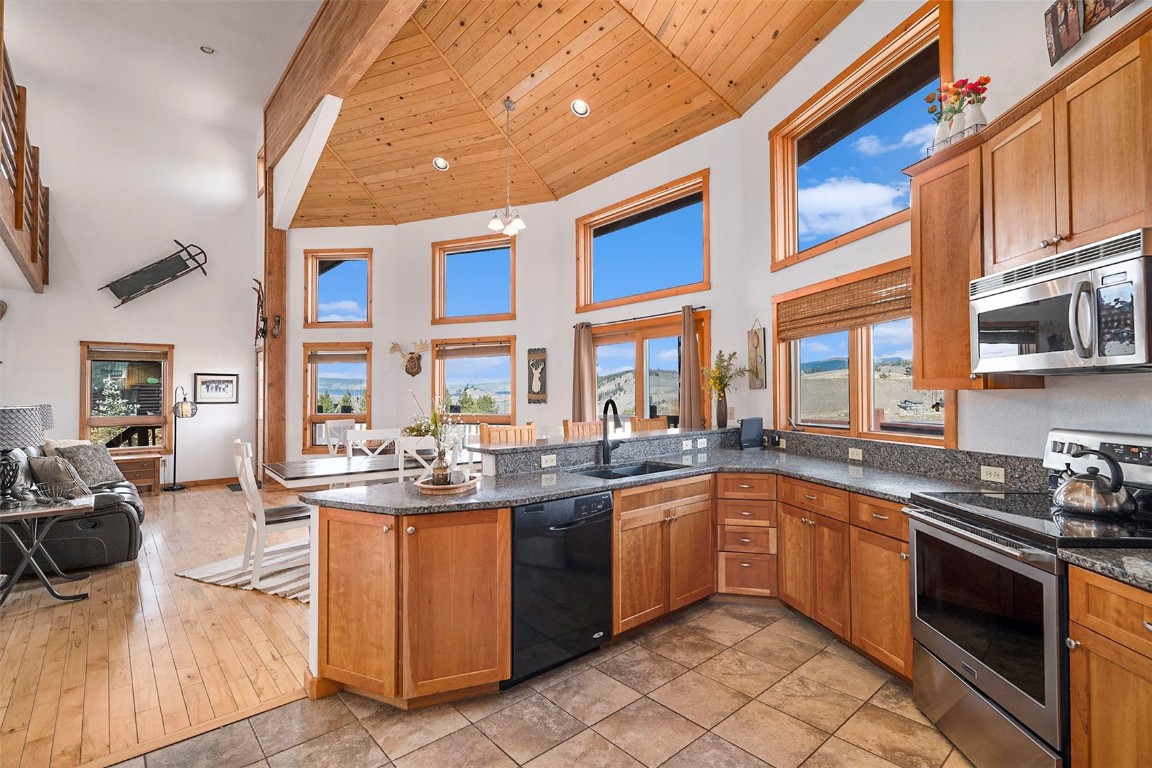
top-left (910, 490), bottom-right (1152, 549)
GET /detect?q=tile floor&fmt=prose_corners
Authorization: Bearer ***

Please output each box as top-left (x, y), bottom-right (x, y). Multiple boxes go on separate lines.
top-left (110, 599), bottom-right (975, 768)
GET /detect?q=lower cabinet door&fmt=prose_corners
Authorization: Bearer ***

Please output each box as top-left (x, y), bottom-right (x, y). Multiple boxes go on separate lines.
top-left (318, 507), bottom-right (398, 696)
top-left (1069, 622), bottom-right (1152, 768)
top-left (614, 505), bottom-right (668, 633)
top-left (850, 527), bottom-right (911, 677)
top-left (778, 504), bottom-right (812, 614)
top-left (811, 513), bottom-right (851, 638)
top-left (668, 499), bottom-right (714, 611)
top-left (400, 509), bottom-right (511, 698)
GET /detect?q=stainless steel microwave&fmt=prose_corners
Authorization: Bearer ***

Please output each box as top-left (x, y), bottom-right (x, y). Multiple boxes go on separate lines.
top-left (970, 229), bottom-right (1151, 375)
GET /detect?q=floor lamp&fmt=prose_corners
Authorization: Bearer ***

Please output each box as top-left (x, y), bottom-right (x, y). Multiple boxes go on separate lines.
top-left (165, 386), bottom-right (197, 492)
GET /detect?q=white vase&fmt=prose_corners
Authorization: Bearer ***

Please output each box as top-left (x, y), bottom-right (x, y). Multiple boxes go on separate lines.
top-left (967, 102), bottom-right (988, 129)
top-left (949, 110), bottom-right (967, 142)
top-left (932, 120), bottom-right (950, 152)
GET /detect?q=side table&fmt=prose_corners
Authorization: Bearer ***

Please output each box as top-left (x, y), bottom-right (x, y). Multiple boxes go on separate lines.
top-left (0, 496), bottom-right (96, 607)
top-left (112, 453), bottom-right (162, 496)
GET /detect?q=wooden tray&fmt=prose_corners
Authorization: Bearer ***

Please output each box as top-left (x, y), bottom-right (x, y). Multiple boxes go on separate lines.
top-left (414, 473), bottom-right (481, 495)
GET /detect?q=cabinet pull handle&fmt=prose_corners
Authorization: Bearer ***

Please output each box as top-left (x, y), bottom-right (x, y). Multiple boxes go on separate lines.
top-left (739, 562), bottom-right (755, 568)
top-left (803, 493), bottom-right (818, 501)
top-left (739, 511), bottom-right (754, 516)
top-left (406, 526), bottom-right (416, 534)
top-left (738, 483), bottom-right (753, 489)
top-left (382, 525), bottom-right (391, 533)
top-left (871, 513), bottom-right (889, 520)
top-left (1143, 621), bottom-right (1152, 634)
top-left (1065, 637), bottom-right (1081, 651)
top-left (738, 537), bottom-right (753, 544)
top-left (899, 553), bottom-right (909, 561)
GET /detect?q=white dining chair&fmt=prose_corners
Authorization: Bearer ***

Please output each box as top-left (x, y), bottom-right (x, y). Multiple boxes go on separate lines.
top-left (233, 440), bottom-right (311, 589)
top-left (344, 428), bottom-right (402, 457)
top-left (394, 435), bottom-right (457, 482)
top-left (324, 418), bottom-right (358, 456)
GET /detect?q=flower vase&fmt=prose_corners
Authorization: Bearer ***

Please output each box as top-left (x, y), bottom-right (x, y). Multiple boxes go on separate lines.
top-left (716, 391), bottom-right (728, 429)
top-left (967, 102), bottom-right (987, 130)
top-left (949, 110), bottom-right (967, 142)
top-left (932, 120), bottom-right (950, 152)
top-left (430, 449), bottom-right (451, 485)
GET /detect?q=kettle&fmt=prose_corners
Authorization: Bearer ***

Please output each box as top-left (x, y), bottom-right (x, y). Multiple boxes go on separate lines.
top-left (1052, 450), bottom-right (1135, 516)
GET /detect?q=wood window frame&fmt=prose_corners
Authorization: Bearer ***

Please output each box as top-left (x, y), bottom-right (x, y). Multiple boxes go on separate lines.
top-left (590, 310), bottom-right (712, 427)
top-left (576, 170), bottom-right (710, 313)
top-left (431, 335), bottom-right (516, 425)
top-left (302, 341), bottom-right (372, 454)
top-left (771, 258), bottom-right (957, 448)
top-left (431, 234), bottom-right (516, 325)
top-left (304, 248), bottom-right (373, 329)
top-left (769, 0), bottom-right (953, 271)
top-left (79, 341), bottom-right (174, 455)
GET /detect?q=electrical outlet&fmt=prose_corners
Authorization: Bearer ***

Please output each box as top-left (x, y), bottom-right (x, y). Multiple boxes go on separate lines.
top-left (696, 438), bottom-right (708, 448)
top-left (682, 439), bottom-right (693, 451)
top-left (779, 437), bottom-right (787, 450)
top-left (727, 406), bottom-right (735, 419)
top-left (848, 448), bottom-right (863, 461)
top-left (980, 465), bottom-right (1006, 483)
top-left (540, 454), bottom-right (557, 469)
top-left (541, 473), bottom-right (556, 487)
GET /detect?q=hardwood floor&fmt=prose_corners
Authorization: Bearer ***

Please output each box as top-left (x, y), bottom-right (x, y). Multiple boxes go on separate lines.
top-left (0, 484), bottom-right (311, 768)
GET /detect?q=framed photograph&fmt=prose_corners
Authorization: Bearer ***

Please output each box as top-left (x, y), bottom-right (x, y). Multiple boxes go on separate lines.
top-left (1045, 0), bottom-right (1082, 66)
top-left (194, 373), bottom-right (239, 404)
top-left (527, 348), bottom-right (547, 404)
top-left (1083, 0), bottom-right (1112, 32)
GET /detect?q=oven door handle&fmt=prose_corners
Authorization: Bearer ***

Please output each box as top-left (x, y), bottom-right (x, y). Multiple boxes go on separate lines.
top-left (1068, 280), bottom-right (1095, 359)
top-left (903, 507), bottom-right (1056, 568)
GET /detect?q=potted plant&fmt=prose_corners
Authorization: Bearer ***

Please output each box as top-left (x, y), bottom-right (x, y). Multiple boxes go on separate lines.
top-left (702, 350), bottom-right (748, 429)
top-left (404, 392), bottom-right (460, 484)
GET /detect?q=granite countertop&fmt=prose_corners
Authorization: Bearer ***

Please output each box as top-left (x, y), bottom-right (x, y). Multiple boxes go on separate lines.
top-left (300, 447), bottom-right (990, 516)
top-left (1059, 548), bottom-right (1152, 593)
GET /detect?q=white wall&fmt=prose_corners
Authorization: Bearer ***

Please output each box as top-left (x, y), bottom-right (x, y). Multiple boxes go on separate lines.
top-left (0, 80), bottom-right (262, 482)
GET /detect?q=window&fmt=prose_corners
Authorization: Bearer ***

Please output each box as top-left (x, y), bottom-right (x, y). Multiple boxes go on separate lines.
top-left (80, 341), bottom-right (173, 452)
top-left (591, 312), bottom-right (711, 426)
top-left (431, 336), bottom-right (515, 424)
top-left (305, 249), bottom-right (372, 327)
top-left (774, 259), bottom-right (953, 446)
top-left (576, 170), bottom-right (709, 312)
top-left (432, 235), bottom-right (515, 323)
top-left (303, 342), bottom-right (371, 452)
top-left (770, 2), bottom-right (951, 269)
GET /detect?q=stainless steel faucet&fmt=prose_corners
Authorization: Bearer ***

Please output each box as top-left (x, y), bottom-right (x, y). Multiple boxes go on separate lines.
top-left (602, 399), bottom-right (622, 464)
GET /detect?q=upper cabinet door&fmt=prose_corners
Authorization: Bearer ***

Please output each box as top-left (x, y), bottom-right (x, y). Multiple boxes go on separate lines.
top-left (982, 101), bottom-right (1059, 273)
top-left (1054, 37), bottom-right (1149, 251)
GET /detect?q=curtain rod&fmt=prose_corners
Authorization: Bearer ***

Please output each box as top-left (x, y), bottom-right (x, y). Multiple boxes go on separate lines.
top-left (577, 306), bottom-right (707, 329)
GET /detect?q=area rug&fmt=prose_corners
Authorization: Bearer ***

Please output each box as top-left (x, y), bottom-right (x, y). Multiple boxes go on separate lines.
top-left (176, 539), bottom-right (310, 602)
top-left (226, 480), bottom-right (261, 492)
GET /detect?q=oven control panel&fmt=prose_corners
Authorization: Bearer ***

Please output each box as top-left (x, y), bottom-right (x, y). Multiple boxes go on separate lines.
top-left (1044, 429), bottom-right (1152, 487)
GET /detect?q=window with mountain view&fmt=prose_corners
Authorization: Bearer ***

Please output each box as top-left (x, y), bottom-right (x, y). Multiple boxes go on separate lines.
top-left (432, 337), bottom-right (514, 424)
top-left (80, 341), bottom-right (173, 452)
top-left (304, 343), bottom-right (371, 451)
top-left (577, 171), bottom-right (709, 311)
top-left (305, 249), bottom-right (372, 327)
top-left (433, 235), bottom-right (514, 323)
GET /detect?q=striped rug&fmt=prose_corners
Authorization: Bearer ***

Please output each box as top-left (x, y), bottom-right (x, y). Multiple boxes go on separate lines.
top-left (176, 539), bottom-right (310, 602)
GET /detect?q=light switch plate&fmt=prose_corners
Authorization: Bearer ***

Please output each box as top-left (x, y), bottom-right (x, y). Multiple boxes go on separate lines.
top-left (980, 465), bottom-right (1006, 483)
top-left (682, 440), bottom-right (693, 451)
top-left (779, 438), bottom-right (787, 450)
top-left (727, 406), bottom-right (735, 419)
top-left (540, 454), bottom-right (557, 468)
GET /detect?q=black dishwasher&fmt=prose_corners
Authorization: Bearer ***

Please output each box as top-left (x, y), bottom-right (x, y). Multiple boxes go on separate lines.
top-left (507, 492), bottom-right (613, 686)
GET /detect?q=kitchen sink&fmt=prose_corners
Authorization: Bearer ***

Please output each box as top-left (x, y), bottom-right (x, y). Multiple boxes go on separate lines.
top-left (570, 461), bottom-right (685, 480)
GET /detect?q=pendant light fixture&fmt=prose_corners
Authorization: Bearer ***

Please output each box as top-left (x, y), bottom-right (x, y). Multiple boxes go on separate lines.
top-left (487, 98), bottom-right (526, 236)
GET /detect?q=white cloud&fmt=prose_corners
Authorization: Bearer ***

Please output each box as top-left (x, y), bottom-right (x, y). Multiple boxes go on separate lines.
top-left (655, 348), bottom-right (679, 363)
top-left (798, 176), bottom-right (908, 238)
top-left (802, 341), bottom-right (834, 354)
top-left (318, 300), bottom-right (367, 322)
top-left (852, 123), bottom-right (937, 156)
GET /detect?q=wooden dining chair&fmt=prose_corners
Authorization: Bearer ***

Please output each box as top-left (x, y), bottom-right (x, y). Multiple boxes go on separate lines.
top-left (479, 422), bottom-right (536, 444)
top-left (563, 419), bottom-right (601, 439)
top-left (233, 440), bottom-right (310, 589)
top-left (323, 418), bottom-right (358, 456)
top-left (344, 428), bottom-right (401, 457)
top-left (630, 416), bottom-right (669, 432)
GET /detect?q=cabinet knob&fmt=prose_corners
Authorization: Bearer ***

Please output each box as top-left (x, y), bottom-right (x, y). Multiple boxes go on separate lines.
top-left (803, 493), bottom-right (818, 501)
top-left (738, 537), bottom-right (753, 544)
top-left (800, 517), bottom-right (809, 524)
top-left (872, 513), bottom-right (889, 521)
top-left (382, 525), bottom-right (391, 533)
top-left (670, 514), bottom-right (679, 523)
top-left (406, 526), bottom-right (416, 534)
top-left (899, 553), bottom-right (910, 561)
top-left (1041, 238), bottom-right (1053, 248)
top-left (1053, 233), bottom-right (1067, 244)
top-left (1065, 637), bottom-right (1082, 651)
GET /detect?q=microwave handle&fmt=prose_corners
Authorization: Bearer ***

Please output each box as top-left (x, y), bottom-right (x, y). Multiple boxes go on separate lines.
top-left (1068, 280), bottom-right (1095, 359)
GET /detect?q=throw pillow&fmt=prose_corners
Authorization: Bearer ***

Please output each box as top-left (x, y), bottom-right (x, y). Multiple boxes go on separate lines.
top-left (55, 444), bottom-right (126, 487)
top-left (29, 456), bottom-right (92, 499)
top-left (43, 438), bottom-right (92, 457)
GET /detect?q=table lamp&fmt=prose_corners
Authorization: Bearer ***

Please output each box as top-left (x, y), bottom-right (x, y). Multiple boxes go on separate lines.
top-left (0, 405), bottom-right (45, 508)
top-left (165, 386), bottom-right (197, 492)
top-left (37, 403), bottom-right (55, 434)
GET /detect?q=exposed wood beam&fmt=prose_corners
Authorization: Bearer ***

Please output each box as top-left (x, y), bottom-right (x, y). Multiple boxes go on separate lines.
top-left (263, 164), bottom-right (287, 466)
top-left (264, 0), bottom-right (423, 168)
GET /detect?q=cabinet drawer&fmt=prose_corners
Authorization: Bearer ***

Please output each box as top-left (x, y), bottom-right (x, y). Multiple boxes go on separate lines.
top-left (121, 469), bottom-right (156, 482)
top-left (779, 478), bottom-right (848, 522)
top-left (615, 475), bottom-right (713, 514)
top-left (850, 495), bottom-right (908, 542)
top-left (115, 460), bottom-right (152, 472)
top-left (717, 499), bottom-right (776, 527)
top-left (1069, 566), bottom-right (1152, 659)
top-left (717, 473), bottom-right (776, 500)
top-left (718, 553), bottom-right (777, 596)
top-left (718, 525), bottom-right (776, 554)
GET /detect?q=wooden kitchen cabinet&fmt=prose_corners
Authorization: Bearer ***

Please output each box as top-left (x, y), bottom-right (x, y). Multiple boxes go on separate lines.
top-left (778, 504), bottom-right (813, 613)
top-left (850, 526), bottom-right (912, 677)
top-left (1068, 565), bottom-right (1152, 767)
top-left (716, 473), bottom-right (778, 597)
top-left (613, 476), bottom-right (714, 634)
top-left (778, 503), bottom-right (850, 638)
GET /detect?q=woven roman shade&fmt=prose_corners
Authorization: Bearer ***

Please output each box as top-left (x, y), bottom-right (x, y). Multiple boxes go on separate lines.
top-left (777, 267), bottom-right (912, 341)
top-left (435, 341), bottom-right (511, 359)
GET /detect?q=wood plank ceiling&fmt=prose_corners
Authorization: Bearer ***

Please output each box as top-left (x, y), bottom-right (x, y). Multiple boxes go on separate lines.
top-left (292, 0), bottom-right (860, 228)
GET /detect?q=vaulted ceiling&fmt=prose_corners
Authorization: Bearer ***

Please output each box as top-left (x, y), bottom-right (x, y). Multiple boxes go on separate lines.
top-left (291, 0), bottom-right (860, 228)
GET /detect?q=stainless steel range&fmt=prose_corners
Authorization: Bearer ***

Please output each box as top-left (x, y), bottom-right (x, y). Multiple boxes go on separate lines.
top-left (905, 429), bottom-right (1152, 768)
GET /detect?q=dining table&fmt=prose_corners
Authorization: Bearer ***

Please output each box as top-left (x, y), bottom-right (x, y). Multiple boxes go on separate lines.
top-left (263, 453), bottom-right (435, 490)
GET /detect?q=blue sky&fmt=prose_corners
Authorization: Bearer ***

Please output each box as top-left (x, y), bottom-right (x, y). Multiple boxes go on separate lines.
top-left (445, 246), bottom-right (511, 316)
top-left (317, 259), bottom-right (369, 322)
top-left (798, 319), bottom-right (915, 366)
top-left (592, 202), bottom-right (704, 303)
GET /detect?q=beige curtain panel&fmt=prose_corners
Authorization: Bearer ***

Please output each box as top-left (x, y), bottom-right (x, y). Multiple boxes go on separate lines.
top-left (572, 322), bottom-right (596, 422)
top-left (776, 267), bottom-right (912, 341)
top-left (678, 306), bottom-right (703, 429)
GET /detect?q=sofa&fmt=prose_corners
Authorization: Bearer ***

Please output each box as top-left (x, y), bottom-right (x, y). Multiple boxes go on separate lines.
top-left (0, 446), bottom-right (145, 574)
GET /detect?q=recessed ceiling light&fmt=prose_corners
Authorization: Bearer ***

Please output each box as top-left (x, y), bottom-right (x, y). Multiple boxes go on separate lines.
top-left (432, 156), bottom-right (450, 171)
top-left (199, 45), bottom-right (216, 55)
top-left (570, 99), bottom-right (591, 117)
